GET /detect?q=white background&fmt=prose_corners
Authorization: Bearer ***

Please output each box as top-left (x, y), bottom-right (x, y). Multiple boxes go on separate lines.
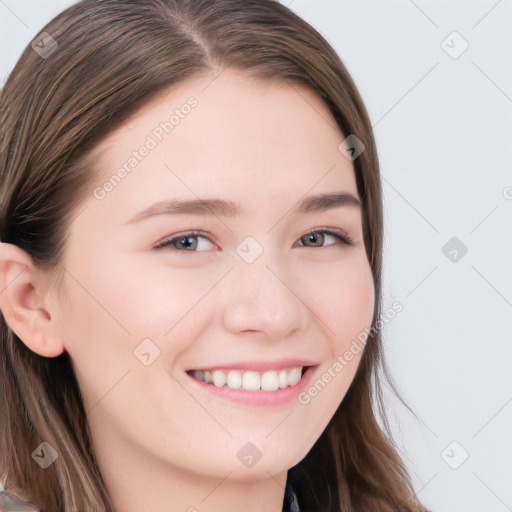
top-left (1, 1), bottom-right (511, 511)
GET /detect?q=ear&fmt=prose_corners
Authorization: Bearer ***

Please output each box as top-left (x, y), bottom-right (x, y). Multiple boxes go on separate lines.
top-left (0, 242), bottom-right (64, 357)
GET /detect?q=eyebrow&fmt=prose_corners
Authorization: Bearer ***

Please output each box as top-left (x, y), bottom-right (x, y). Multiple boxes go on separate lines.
top-left (122, 192), bottom-right (361, 225)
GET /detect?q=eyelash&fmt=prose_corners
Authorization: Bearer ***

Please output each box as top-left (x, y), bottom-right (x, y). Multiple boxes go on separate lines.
top-left (153, 228), bottom-right (355, 251)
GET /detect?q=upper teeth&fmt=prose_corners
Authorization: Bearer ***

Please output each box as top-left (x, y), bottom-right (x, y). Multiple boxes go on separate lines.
top-left (191, 367), bottom-right (304, 391)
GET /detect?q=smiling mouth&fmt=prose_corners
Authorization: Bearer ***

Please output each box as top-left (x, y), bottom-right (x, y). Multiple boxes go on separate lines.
top-left (187, 366), bottom-right (309, 392)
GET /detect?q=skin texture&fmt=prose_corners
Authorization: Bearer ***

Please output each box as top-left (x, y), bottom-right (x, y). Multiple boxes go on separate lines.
top-left (0, 69), bottom-right (375, 512)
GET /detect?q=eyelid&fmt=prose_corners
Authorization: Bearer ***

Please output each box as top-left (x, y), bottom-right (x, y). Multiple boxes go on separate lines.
top-left (152, 227), bottom-right (355, 251)
top-left (152, 230), bottom-right (215, 250)
top-left (301, 227), bottom-right (354, 247)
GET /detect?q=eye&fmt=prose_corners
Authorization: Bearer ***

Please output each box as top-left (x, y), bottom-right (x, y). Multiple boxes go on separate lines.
top-left (154, 228), bottom-right (354, 252)
top-left (153, 231), bottom-right (216, 252)
top-left (297, 228), bottom-right (354, 248)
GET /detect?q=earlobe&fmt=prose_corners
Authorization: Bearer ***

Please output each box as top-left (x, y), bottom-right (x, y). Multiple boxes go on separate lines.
top-left (0, 242), bottom-right (65, 358)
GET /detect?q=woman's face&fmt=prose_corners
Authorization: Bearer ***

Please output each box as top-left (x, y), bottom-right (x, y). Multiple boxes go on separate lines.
top-left (56, 69), bottom-right (374, 487)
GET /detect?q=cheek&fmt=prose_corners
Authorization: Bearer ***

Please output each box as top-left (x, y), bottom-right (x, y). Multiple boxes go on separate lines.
top-left (63, 248), bottom-right (207, 331)
top-left (281, 257), bottom-right (374, 461)
top-left (59, 251), bottom-right (219, 373)
top-left (307, 254), bottom-right (375, 353)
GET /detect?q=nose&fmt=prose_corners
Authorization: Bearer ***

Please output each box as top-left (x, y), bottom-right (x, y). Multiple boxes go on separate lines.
top-left (221, 251), bottom-right (309, 341)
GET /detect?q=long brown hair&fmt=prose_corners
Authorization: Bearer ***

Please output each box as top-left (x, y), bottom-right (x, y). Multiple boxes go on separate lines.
top-left (0, 1), bottom-right (430, 510)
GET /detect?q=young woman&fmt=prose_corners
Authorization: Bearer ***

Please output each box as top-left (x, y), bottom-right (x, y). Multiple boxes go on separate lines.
top-left (0, 1), bottom-right (431, 511)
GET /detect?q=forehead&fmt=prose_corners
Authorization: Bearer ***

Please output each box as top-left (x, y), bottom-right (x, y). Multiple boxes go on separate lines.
top-left (82, 69), bottom-right (358, 224)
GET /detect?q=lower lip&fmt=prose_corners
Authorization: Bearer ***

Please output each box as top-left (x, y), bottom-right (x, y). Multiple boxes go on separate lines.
top-left (186, 366), bottom-right (317, 407)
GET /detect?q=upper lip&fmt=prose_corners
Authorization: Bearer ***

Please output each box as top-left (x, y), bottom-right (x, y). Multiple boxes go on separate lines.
top-left (188, 359), bottom-right (318, 372)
